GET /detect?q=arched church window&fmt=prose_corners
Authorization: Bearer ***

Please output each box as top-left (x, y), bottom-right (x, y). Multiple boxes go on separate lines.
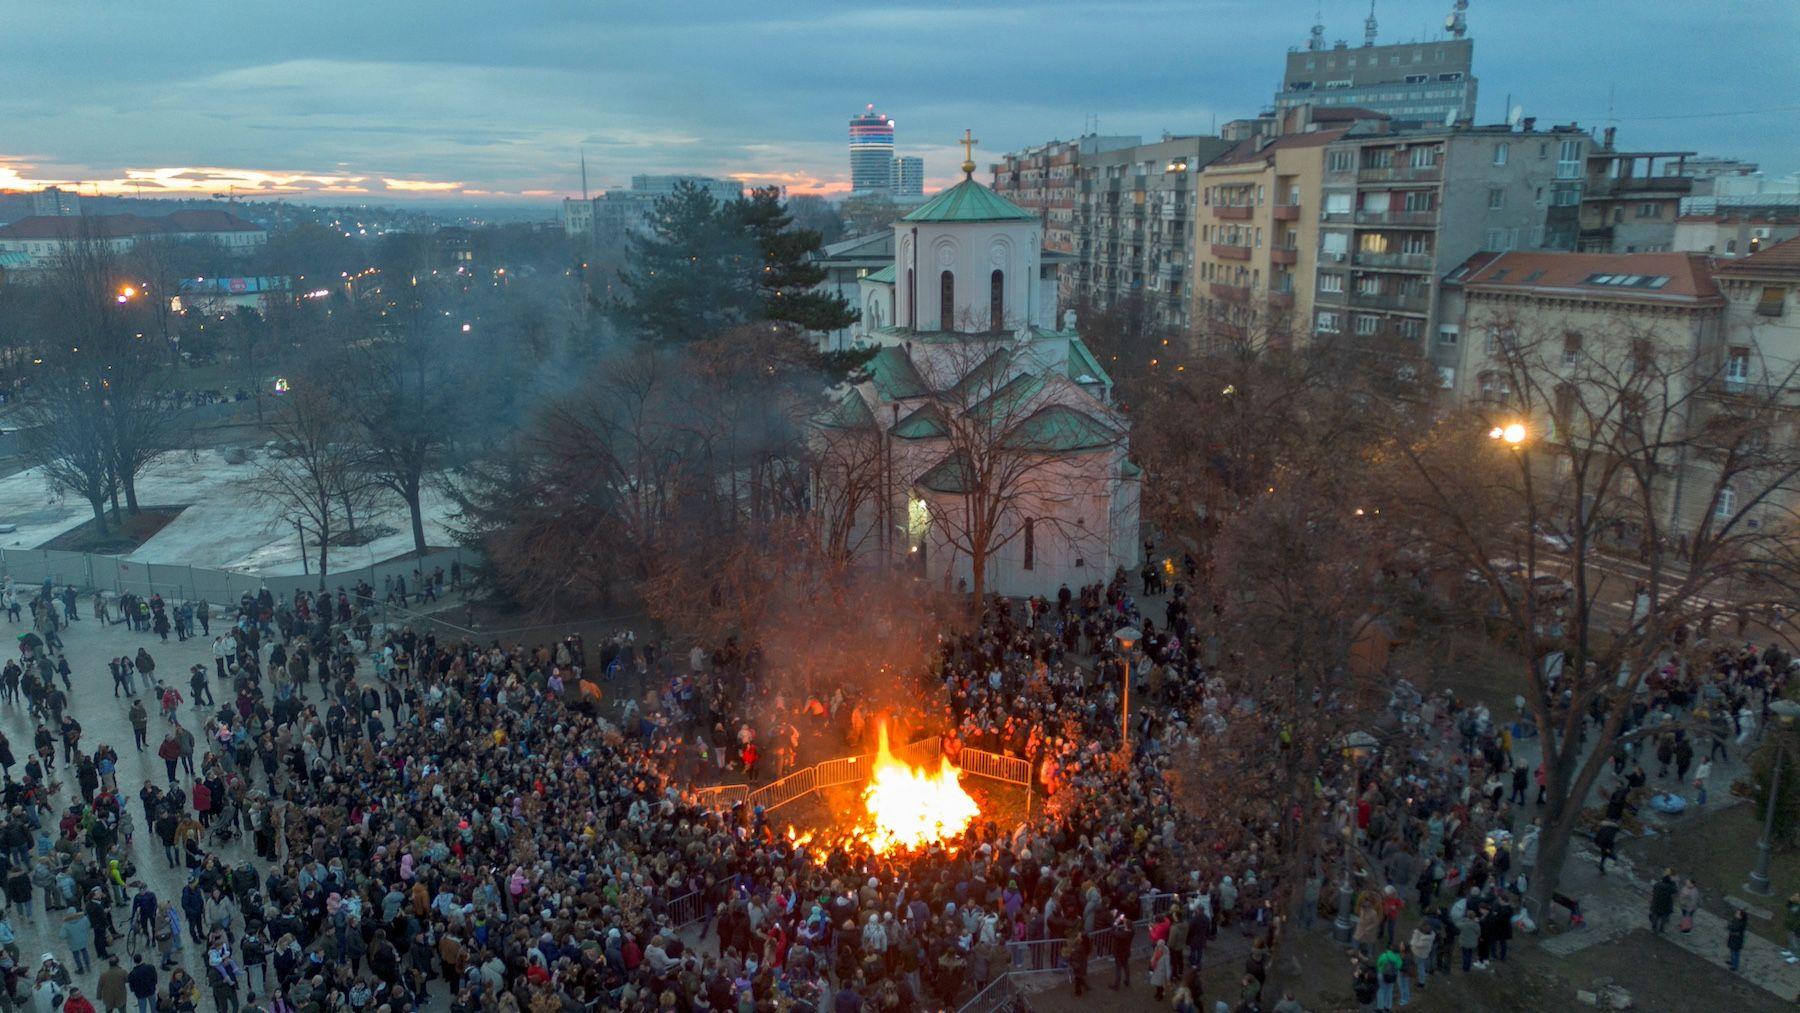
top-left (940, 271), bottom-right (955, 331)
top-left (990, 270), bottom-right (1005, 332)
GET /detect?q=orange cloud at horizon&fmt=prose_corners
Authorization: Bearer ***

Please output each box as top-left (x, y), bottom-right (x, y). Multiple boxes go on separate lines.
top-left (381, 178), bottom-right (464, 192)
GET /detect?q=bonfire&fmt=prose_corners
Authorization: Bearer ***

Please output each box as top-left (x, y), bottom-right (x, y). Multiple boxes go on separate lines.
top-left (861, 723), bottom-right (980, 853)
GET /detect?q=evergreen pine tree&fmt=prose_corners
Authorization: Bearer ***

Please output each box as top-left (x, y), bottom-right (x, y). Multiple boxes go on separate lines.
top-left (610, 181), bottom-right (758, 342)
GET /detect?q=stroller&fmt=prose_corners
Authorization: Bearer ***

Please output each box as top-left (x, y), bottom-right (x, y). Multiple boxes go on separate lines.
top-left (206, 800), bottom-right (242, 847)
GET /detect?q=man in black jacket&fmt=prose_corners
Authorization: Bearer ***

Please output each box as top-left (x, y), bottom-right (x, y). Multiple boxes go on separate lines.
top-left (127, 953), bottom-right (159, 1009)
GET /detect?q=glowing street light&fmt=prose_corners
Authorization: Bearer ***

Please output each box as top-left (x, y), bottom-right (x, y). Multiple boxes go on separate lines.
top-left (1489, 422), bottom-right (1527, 445)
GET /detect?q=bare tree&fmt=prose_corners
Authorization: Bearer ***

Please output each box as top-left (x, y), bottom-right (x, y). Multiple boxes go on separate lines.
top-left (1388, 313), bottom-right (1800, 919)
top-left (19, 368), bottom-right (114, 531)
top-left (248, 369), bottom-right (362, 585)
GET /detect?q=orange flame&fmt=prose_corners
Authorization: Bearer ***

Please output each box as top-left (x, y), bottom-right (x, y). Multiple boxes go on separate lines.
top-left (862, 722), bottom-right (979, 853)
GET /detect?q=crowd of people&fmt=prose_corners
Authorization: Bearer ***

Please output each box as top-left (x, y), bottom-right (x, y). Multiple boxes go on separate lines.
top-left (0, 557), bottom-right (1784, 1013)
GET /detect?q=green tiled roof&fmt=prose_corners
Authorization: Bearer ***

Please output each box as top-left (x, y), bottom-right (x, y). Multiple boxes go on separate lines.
top-left (945, 347), bottom-right (1013, 402)
top-left (902, 178), bottom-right (1036, 223)
top-left (817, 390), bottom-right (877, 431)
top-left (1006, 405), bottom-right (1117, 452)
top-left (866, 264), bottom-right (895, 284)
top-left (1065, 336), bottom-right (1113, 389)
top-left (891, 403), bottom-right (949, 440)
top-left (968, 372), bottom-right (1046, 422)
top-left (865, 345), bottom-right (930, 400)
top-left (917, 450), bottom-right (976, 494)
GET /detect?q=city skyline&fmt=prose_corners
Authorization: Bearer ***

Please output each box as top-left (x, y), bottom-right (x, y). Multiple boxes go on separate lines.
top-left (0, 0), bottom-right (1795, 206)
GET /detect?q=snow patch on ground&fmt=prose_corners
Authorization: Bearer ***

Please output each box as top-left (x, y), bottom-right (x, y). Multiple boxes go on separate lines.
top-left (0, 449), bottom-right (458, 575)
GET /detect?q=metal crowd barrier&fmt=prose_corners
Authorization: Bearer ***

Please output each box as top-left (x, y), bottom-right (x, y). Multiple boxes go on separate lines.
top-left (655, 888), bottom-right (709, 930)
top-left (747, 767), bottom-right (818, 813)
top-left (958, 748), bottom-right (1032, 785)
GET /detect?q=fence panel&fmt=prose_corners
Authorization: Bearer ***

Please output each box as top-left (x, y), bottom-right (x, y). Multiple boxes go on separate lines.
top-left (959, 748), bottom-right (1032, 785)
top-left (955, 974), bottom-right (1023, 1013)
top-left (653, 888), bottom-right (708, 929)
top-left (748, 767), bottom-right (818, 813)
top-left (813, 755), bottom-right (869, 790)
top-left (690, 784), bottom-right (748, 809)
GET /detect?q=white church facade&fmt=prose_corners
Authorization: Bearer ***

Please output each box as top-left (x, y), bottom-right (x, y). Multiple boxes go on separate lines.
top-left (814, 137), bottom-right (1141, 599)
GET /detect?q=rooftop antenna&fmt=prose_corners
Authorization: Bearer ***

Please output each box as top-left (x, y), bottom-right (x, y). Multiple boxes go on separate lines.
top-left (1444, 0), bottom-right (1468, 39)
top-left (1307, 2), bottom-right (1325, 51)
top-left (1364, 0), bottom-right (1378, 46)
top-left (580, 149), bottom-right (589, 201)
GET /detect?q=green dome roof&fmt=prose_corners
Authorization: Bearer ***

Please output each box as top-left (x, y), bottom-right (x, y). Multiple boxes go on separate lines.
top-left (902, 177), bottom-right (1036, 223)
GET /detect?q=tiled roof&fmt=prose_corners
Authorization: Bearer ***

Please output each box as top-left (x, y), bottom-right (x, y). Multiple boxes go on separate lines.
top-left (865, 264), bottom-right (895, 284)
top-left (1007, 404), bottom-right (1117, 453)
top-left (1715, 236), bottom-right (1800, 280)
top-left (1212, 127), bottom-right (1352, 166)
top-left (816, 390), bottom-right (877, 431)
top-left (890, 403), bottom-right (949, 440)
top-left (1447, 251), bottom-right (1721, 303)
top-left (864, 345), bottom-right (930, 400)
top-left (902, 178), bottom-right (1036, 223)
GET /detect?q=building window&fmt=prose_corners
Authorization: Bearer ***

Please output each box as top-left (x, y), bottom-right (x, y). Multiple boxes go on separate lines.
top-left (1357, 275), bottom-right (1382, 295)
top-left (1557, 140), bottom-right (1582, 179)
top-left (1716, 485), bottom-right (1736, 519)
top-left (1317, 310), bottom-right (1341, 333)
top-left (1355, 314), bottom-right (1380, 336)
top-left (1324, 192), bottom-right (1353, 215)
top-left (1755, 286), bottom-right (1787, 317)
top-left (1725, 346), bottom-right (1750, 385)
top-left (1398, 319), bottom-right (1422, 340)
top-left (1562, 331), bottom-right (1583, 365)
top-left (906, 268), bottom-right (915, 325)
top-left (1023, 518), bottom-right (1035, 570)
top-left (1327, 150), bottom-right (1354, 173)
top-left (1488, 188), bottom-right (1505, 209)
top-left (1636, 202), bottom-right (1659, 218)
top-left (1437, 325), bottom-right (1459, 345)
top-left (939, 270), bottom-right (955, 329)
top-left (1412, 146), bottom-right (1437, 168)
top-left (1320, 273), bottom-right (1344, 293)
top-left (1492, 142), bottom-right (1509, 166)
top-left (989, 270), bottom-right (1004, 331)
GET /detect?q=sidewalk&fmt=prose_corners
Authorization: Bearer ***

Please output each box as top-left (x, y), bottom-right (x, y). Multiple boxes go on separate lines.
top-left (1539, 835), bottom-right (1800, 1002)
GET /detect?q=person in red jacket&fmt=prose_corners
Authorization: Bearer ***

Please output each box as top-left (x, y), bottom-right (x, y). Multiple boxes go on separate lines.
top-left (60, 984), bottom-right (97, 1013)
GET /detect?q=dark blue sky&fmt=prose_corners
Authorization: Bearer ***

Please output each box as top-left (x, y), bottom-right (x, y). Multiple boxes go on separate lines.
top-left (1, 0), bottom-right (1794, 205)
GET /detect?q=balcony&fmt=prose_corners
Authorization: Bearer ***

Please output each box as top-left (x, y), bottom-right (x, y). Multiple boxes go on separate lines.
top-left (1210, 282), bottom-right (1251, 303)
top-left (1354, 209), bottom-right (1438, 227)
top-left (1210, 242), bottom-right (1252, 261)
top-left (1273, 203), bottom-right (1301, 221)
top-left (1350, 290), bottom-right (1430, 314)
top-left (1268, 290), bottom-right (1295, 309)
top-left (1270, 246), bottom-right (1298, 266)
top-left (1352, 250), bottom-right (1434, 271)
top-left (1212, 204), bottom-right (1253, 220)
top-left (1587, 175), bottom-right (1692, 197)
top-left (1358, 163), bottom-right (1442, 183)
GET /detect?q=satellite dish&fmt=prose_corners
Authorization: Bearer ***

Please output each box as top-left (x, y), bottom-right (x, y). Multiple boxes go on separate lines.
top-left (1444, 13), bottom-right (1457, 29)
top-left (1444, 107), bottom-right (1458, 127)
top-left (1507, 105), bottom-right (1524, 127)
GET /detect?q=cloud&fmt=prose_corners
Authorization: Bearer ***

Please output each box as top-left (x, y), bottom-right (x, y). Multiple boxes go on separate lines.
top-left (381, 178), bottom-right (464, 192)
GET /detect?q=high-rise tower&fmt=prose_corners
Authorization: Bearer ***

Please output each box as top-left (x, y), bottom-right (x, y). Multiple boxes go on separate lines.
top-left (849, 105), bottom-right (896, 194)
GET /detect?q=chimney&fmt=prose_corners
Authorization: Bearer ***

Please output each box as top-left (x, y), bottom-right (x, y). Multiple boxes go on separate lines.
top-left (1520, 117), bottom-right (1536, 133)
top-left (1603, 126), bottom-right (1617, 149)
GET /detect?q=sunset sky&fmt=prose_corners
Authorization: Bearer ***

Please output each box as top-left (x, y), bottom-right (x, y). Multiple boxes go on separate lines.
top-left (2, 0), bottom-right (1794, 206)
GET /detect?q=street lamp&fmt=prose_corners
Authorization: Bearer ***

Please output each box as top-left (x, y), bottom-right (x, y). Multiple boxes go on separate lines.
top-left (1488, 421), bottom-right (1527, 445)
top-left (1114, 627), bottom-right (1140, 759)
top-left (1745, 699), bottom-right (1800, 896)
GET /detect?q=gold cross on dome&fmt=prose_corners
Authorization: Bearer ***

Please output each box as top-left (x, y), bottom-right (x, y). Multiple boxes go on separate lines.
top-left (959, 129), bottom-right (979, 176)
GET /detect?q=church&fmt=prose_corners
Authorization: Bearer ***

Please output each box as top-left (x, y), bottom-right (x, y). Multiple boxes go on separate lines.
top-left (814, 133), bottom-right (1141, 600)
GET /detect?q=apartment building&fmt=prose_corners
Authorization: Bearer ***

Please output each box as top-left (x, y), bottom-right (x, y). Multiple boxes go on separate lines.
top-left (1193, 105), bottom-right (1387, 347)
top-left (1071, 136), bottom-right (1234, 335)
top-left (992, 134), bottom-right (1139, 308)
top-left (1577, 129), bottom-right (1695, 253)
top-left (1675, 201), bottom-right (1800, 259)
top-left (1310, 120), bottom-right (1589, 351)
